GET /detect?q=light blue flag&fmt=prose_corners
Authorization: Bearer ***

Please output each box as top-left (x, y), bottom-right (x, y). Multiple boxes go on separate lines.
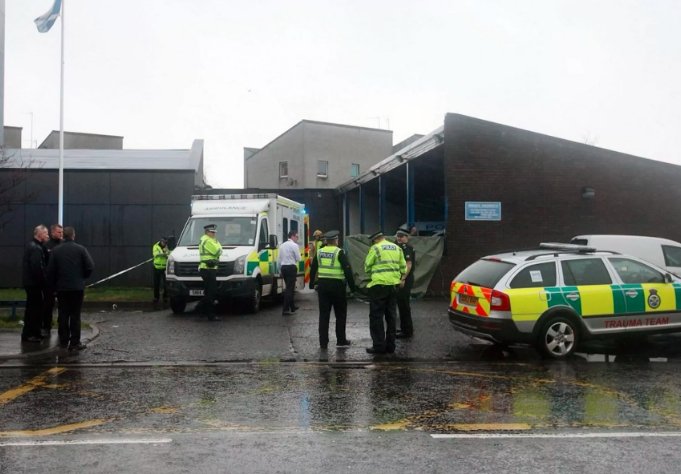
top-left (34, 0), bottom-right (62, 33)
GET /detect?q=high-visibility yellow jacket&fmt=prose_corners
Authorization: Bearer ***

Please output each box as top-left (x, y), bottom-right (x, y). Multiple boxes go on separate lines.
top-left (198, 234), bottom-right (222, 270)
top-left (152, 242), bottom-right (169, 270)
top-left (317, 246), bottom-right (345, 280)
top-left (364, 239), bottom-right (406, 287)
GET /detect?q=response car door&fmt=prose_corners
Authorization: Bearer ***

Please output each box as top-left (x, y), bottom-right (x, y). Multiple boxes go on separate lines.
top-left (559, 258), bottom-right (616, 334)
top-left (607, 257), bottom-right (681, 331)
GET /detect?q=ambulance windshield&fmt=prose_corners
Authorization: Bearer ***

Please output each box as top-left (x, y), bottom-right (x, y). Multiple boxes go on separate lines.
top-left (178, 217), bottom-right (257, 247)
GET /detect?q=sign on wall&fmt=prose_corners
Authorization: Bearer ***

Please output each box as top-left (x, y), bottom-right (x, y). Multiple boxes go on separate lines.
top-left (465, 201), bottom-right (502, 221)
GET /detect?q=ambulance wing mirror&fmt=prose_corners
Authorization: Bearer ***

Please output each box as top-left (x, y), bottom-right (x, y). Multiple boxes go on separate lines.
top-left (665, 273), bottom-right (674, 283)
top-left (268, 234), bottom-right (278, 249)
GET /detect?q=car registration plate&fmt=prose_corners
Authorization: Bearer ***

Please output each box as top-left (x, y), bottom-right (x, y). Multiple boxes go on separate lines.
top-left (458, 294), bottom-right (478, 306)
top-left (189, 289), bottom-right (204, 297)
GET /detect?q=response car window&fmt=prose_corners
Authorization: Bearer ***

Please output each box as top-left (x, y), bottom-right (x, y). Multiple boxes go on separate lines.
top-left (608, 257), bottom-right (665, 284)
top-left (509, 262), bottom-right (557, 288)
top-left (454, 258), bottom-right (515, 288)
top-left (561, 258), bottom-right (611, 286)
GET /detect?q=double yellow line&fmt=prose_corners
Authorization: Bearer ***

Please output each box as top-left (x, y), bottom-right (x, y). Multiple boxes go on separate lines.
top-left (0, 367), bottom-right (66, 406)
top-left (0, 367), bottom-right (111, 437)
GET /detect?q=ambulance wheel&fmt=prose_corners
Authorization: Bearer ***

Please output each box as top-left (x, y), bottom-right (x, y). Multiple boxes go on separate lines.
top-left (537, 316), bottom-right (578, 359)
top-left (170, 296), bottom-right (186, 314)
top-left (243, 282), bottom-right (262, 314)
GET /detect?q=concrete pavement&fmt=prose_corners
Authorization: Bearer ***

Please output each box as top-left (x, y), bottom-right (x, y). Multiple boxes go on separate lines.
top-left (0, 326), bottom-right (99, 360)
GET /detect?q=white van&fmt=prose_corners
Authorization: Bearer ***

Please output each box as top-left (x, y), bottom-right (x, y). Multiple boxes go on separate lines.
top-left (166, 194), bottom-right (307, 314)
top-left (570, 235), bottom-right (681, 276)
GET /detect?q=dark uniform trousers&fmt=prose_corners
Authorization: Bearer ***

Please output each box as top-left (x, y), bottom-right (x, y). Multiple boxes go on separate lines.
top-left (198, 269), bottom-right (218, 315)
top-left (42, 288), bottom-right (56, 332)
top-left (23, 287), bottom-right (45, 339)
top-left (281, 264), bottom-right (297, 312)
top-left (317, 279), bottom-right (348, 346)
top-left (396, 282), bottom-right (413, 335)
top-left (368, 284), bottom-right (398, 352)
top-left (57, 290), bottom-right (84, 346)
top-left (153, 268), bottom-right (167, 301)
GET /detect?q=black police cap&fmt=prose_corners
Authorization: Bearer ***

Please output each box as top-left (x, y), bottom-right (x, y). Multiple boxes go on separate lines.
top-left (369, 230), bottom-right (384, 241)
top-left (324, 230), bottom-right (340, 240)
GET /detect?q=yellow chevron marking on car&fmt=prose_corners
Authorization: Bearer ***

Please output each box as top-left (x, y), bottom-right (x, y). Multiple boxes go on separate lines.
top-left (450, 282), bottom-right (491, 317)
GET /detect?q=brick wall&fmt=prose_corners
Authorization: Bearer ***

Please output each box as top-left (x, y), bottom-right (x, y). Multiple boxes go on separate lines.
top-left (434, 113), bottom-right (681, 294)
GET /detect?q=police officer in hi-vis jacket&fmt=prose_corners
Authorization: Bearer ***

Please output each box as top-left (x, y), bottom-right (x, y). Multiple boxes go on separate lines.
top-left (364, 230), bottom-right (406, 354)
top-left (309, 230), bottom-right (357, 350)
top-left (197, 224), bottom-right (222, 320)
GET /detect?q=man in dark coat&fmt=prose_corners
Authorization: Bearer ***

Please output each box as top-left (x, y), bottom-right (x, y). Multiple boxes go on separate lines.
top-left (21, 225), bottom-right (50, 343)
top-left (41, 224), bottom-right (63, 337)
top-left (395, 227), bottom-right (416, 338)
top-left (46, 226), bottom-right (95, 351)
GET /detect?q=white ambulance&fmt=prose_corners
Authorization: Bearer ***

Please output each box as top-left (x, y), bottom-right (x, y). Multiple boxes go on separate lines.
top-left (166, 194), bottom-right (307, 314)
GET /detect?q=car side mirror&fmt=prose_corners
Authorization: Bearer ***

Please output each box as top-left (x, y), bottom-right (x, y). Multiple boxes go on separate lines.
top-left (269, 234), bottom-right (278, 249)
top-left (665, 273), bottom-right (673, 283)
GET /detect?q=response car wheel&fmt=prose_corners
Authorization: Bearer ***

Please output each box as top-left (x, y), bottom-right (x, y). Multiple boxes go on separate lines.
top-left (170, 296), bottom-right (186, 314)
top-left (538, 316), bottom-right (578, 359)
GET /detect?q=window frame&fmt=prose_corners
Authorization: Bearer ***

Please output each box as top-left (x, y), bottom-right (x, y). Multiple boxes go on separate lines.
top-left (351, 163), bottom-right (360, 178)
top-left (509, 261), bottom-right (558, 289)
top-left (317, 160), bottom-right (329, 178)
top-left (662, 245), bottom-right (681, 267)
top-left (279, 161), bottom-right (288, 179)
top-left (608, 257), bottom-right (665, 284)
top-left (560, 258), bottom-right (612, 286)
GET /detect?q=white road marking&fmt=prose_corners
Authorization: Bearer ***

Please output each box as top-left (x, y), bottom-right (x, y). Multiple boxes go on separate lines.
top-left (432, 432), bottom-right (681, 439)
top-left (0, 437), bottom-right (173, 447)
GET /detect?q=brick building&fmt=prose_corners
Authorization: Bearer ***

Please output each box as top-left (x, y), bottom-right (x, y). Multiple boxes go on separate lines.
top-left (338, 113), bottom-right (681, 295)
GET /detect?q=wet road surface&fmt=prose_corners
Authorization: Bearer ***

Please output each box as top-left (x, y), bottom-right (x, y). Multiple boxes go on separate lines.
top-left (3, 291), bottom-right (681, 472)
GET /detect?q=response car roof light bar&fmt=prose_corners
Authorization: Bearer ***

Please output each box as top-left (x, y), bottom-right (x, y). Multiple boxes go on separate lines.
top-left (539, 242), bottom-right (597, 252)
top-left (522, 243), bottom-right (595, 261)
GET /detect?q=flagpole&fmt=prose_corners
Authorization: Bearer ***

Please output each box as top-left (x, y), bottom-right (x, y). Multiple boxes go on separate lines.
top-left (58, 0), bottom-right (65, 225)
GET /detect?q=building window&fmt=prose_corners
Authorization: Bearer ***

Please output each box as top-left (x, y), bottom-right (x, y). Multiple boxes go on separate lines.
top-left (317, 160), bottom-right (328, 178)
top-left (279, 161), bottom-right (288, 178)
top-left (351, 163), bottom-right (360, 177)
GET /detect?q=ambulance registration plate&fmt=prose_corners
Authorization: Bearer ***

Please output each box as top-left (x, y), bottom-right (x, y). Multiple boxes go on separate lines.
top-left (458, 294), bottom-right (478, 306)
top-left (189, 289), bottom-right (204, 297)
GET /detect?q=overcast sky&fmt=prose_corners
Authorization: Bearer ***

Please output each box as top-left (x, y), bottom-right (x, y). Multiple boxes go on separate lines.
top-left (5, 0), bottom-right (681, 187)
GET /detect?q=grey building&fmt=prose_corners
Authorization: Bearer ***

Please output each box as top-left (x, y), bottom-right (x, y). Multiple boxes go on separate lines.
top-left (0, 138), bottom-right (205, 287)
top-left (39, 130), bottom-right (124, 150)
top-left (244, 120), bottom-right (393, 190)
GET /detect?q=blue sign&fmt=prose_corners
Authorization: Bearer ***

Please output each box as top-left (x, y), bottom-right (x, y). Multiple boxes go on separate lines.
top-left (465, 202), bottom-right (501, 221)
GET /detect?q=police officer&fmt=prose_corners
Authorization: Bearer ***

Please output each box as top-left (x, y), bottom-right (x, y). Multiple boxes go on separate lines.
top-left (197, 224), bottom-right (222, 320)
top-left (309, 230), bottom-right (357, 350)
top-left (395, 227), bottom-right (416, 338)
top-left (152, 237), bottom-right (170, 304)
top-left (364, 230), bottom-right (406, 354)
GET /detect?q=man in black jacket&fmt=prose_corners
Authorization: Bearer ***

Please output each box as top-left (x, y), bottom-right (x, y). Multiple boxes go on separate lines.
top-left (22, 225), bottom-right (50, 343)
top-left (41, 224), bottom-right (63, 338)
top-left (47, 226), bottom-right (95, 351)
